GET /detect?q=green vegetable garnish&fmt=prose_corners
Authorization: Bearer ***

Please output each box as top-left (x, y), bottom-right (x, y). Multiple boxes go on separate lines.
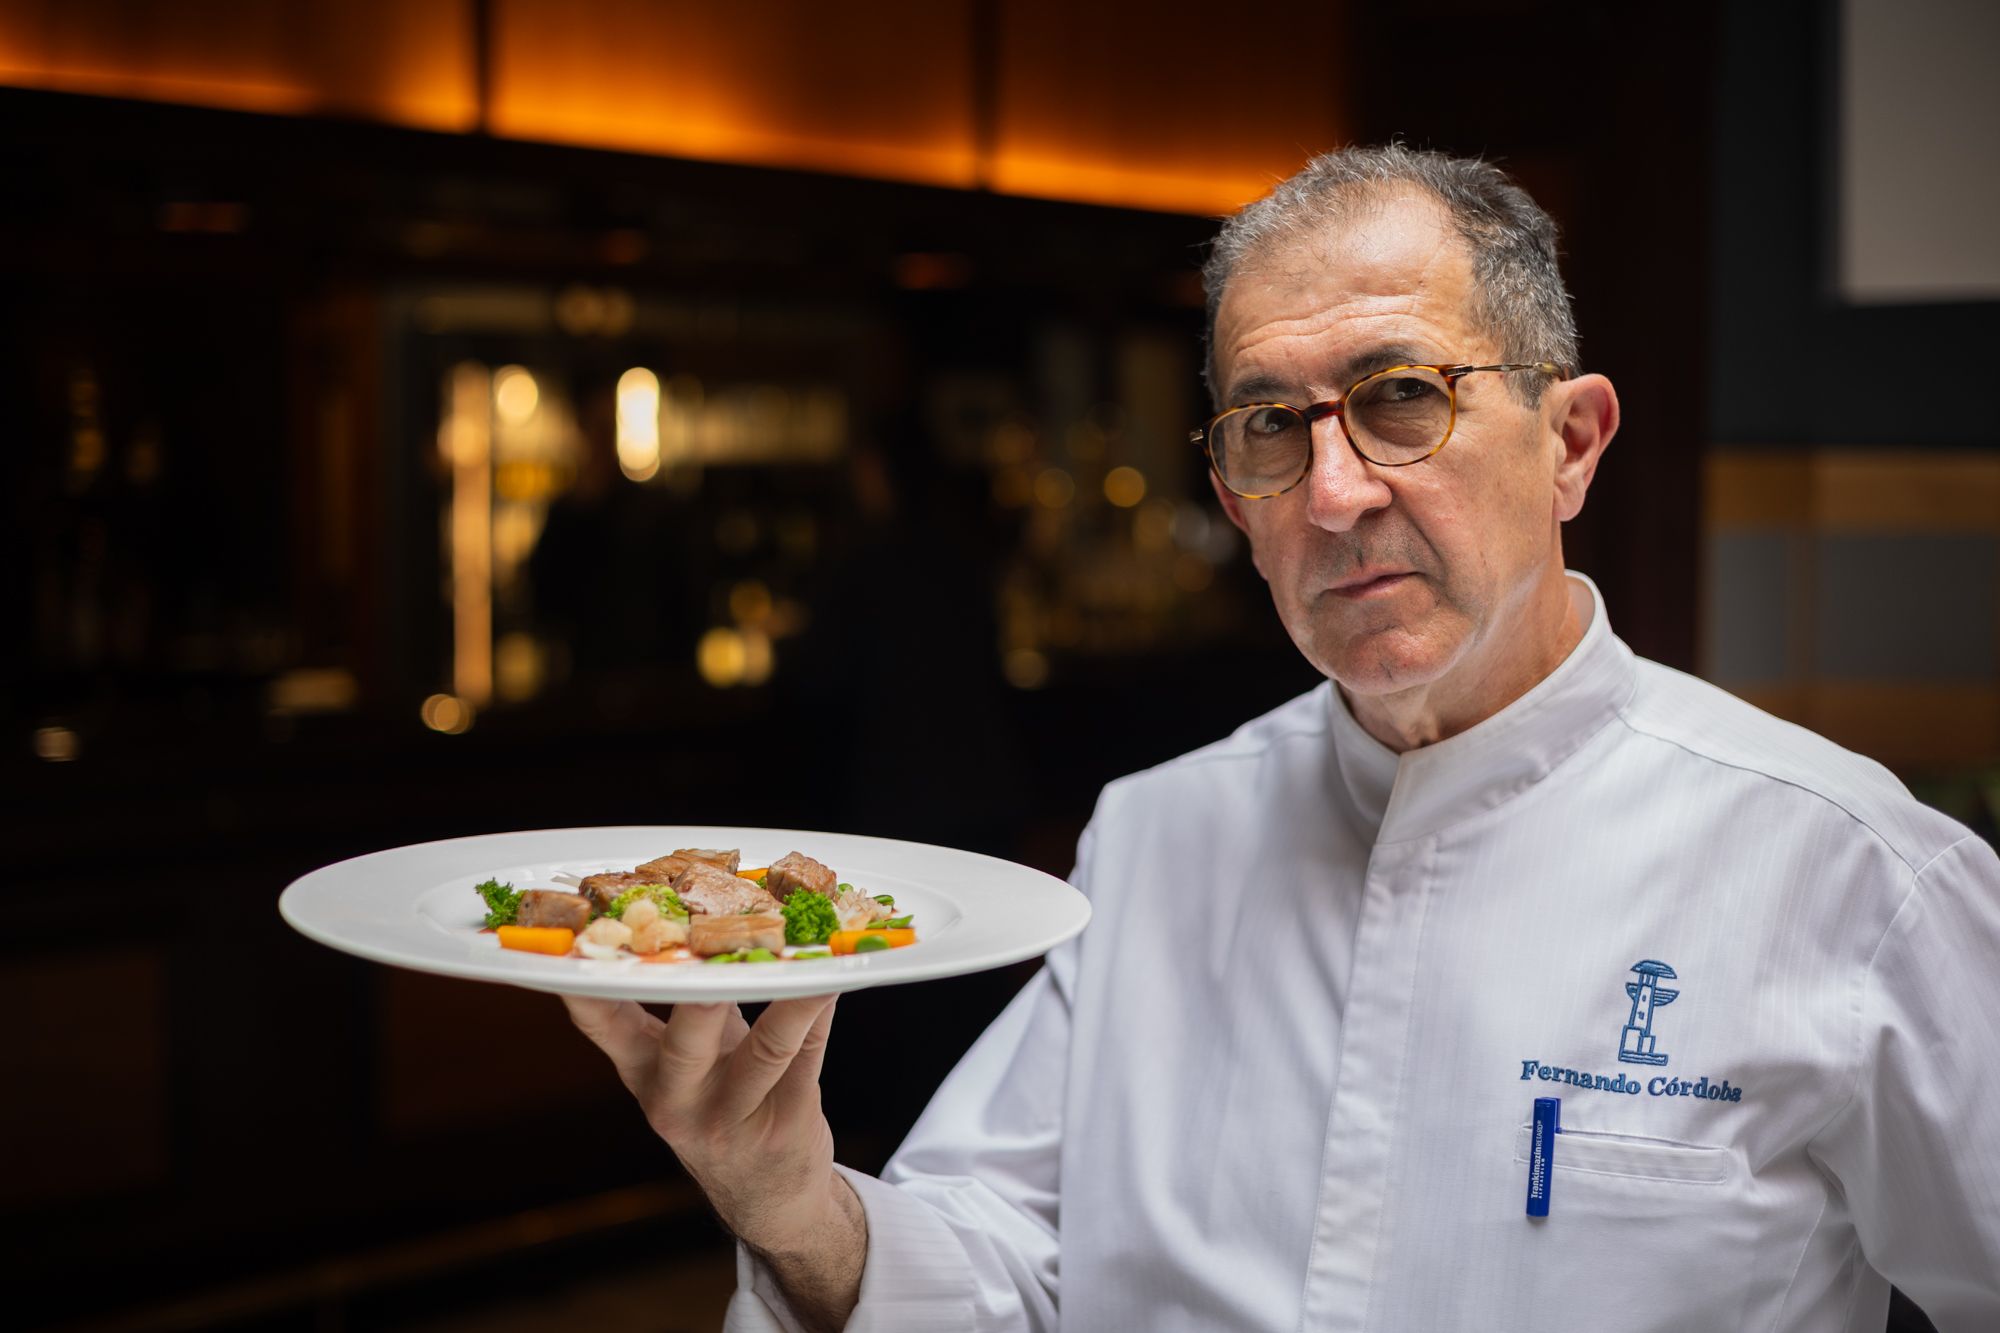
top-left (704, 947), bottom-right (783, 964)
top-left (606, 883), bottom-right (687, 921)
top-left (756, 873), bottom-right (769, 888)
top-left (837, 883), bottom-right (853, 893)
top-left (868, 915), bottom-right (913, 930)
top-left (853, 934), bottom-right (892, 953)
top-left (792, 948), bottom-right (831, 960)
top-left (781, 888), bottom-right (840, 945)
top-left (475, 878), bottom-right (521, 928)
top-left (872, 893), bottom-right (895, 907)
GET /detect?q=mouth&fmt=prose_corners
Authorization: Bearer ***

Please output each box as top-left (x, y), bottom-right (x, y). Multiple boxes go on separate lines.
top-left (1328, 569), bottom-right (1416, 600)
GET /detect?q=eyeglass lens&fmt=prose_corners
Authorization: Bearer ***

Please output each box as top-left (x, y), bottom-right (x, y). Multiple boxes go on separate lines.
top-left (1213, 367), bottom-right (1453, 493)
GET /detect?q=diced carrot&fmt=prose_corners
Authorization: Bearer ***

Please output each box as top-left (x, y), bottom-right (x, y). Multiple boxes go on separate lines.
top-left (829, 928), bottom-right (916, 955)
top-left (737, 867), bottom-right (768, 881)
top-left (496, 925), bottom-right (575, 956)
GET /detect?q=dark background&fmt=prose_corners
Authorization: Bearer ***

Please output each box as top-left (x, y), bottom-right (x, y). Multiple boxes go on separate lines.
top-left (4, 2), bottom-right (1988, 1329)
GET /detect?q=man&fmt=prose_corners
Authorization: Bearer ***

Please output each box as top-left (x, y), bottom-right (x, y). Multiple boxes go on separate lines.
top-left (565, 146), bottom-right (2000, 1331)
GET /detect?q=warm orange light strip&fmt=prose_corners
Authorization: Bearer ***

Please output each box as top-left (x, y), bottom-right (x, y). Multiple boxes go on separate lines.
top-left (482, 0), bottom-right (984, 192)
top-left (0, 0), bottom-right (479, 132)
top-left (0, 65), bottom-right (477, 132)
top-left (0, 64), bottom-right (320, 116)
top-left (987, 154), bottom-right (1283, 219)
top-left (488, 102), bottom-right (984, 193)
top-left (0, 9), bottom-right (1310, 217)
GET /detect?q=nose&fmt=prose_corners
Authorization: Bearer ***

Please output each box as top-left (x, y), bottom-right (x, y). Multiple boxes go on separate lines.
top-left (1302, 416), bottom-right (1393, 532)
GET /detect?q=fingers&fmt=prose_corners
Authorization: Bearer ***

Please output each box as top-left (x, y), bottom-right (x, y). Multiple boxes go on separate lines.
top-left (716, 994), bottom-right (839, 1122)
top-left (561, 994), bottom-right (665, 1075)
top-left (657, 1001), bottom-right (738, 1082)
top-left (772, 994), bottom-right (838, 1109)
top-left (564, 996), bottom-right (740, 1096)
top-left (566, 992), bottom-right (840, 1151)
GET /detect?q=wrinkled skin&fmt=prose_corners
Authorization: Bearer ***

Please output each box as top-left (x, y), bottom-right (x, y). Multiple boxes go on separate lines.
top-left (564, 994), bottom-right (863, 1332)
top-left (1209, 190), bottom-right (1620, 750)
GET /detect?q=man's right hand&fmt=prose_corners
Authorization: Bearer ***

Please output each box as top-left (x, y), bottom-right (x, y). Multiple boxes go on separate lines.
top-left (563, 993), bottom-right (865, 1331)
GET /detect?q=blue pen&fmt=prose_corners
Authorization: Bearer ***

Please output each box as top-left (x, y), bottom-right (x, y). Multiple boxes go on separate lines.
top-left (1525, 1096), bottom-right (1560, 1218)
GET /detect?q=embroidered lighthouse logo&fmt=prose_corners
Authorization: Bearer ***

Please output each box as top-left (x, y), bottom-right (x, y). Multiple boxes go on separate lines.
top-left (1617, 960), bottom-right (1679, 1067)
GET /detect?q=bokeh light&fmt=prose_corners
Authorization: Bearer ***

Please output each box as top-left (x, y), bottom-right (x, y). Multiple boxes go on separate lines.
top-left (1003, 648), bottom-right (1049, 689)
top-left (494, 365), bottom-right (539, 422)
top-left (616, 367), bottom-right (662, 482)
top-left (698, 627), bottom-right (747, 687)
top-left (1033, 467), bottom-right (1075, 509)
top-left (729, 579), bottom-right (773, 624)
top-left (420, 693), bottom-right (475, 734)
top-left (1103, 465), bottom-right (1147, 508)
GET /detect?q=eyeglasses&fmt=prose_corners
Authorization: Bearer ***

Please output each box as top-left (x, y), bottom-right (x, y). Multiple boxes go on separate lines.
top-left (1193, 362), bottom-right (1564, 499)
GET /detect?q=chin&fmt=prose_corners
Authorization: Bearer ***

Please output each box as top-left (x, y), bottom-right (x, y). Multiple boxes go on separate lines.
top-left (1304, 625), bottom-right (1462, 698)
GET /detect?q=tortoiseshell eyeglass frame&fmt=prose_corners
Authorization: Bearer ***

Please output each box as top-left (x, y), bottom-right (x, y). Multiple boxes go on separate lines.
top-left (1191, 361), bottom-right (1566, 499)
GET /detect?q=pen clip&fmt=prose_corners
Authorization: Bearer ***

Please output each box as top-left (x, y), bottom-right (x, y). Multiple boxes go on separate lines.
top-left (1525, 1096), bottom-right (1560, 1218)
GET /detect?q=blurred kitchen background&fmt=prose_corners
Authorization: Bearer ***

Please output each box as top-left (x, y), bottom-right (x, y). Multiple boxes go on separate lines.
top-left (4, 1), bottom-right (1994, 1329)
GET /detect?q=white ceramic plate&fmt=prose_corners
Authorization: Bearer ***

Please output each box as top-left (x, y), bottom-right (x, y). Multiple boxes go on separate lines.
top-left (279, 826), bottom-right (1090, 1002)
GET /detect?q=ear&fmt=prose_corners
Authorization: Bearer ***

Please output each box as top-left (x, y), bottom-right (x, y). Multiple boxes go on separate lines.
top-left (1208, 470), bottom-right (1267, 580)
top-left (1548, 373), bottom-right (1619, 523)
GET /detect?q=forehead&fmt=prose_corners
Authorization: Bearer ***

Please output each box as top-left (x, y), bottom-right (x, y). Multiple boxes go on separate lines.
top-left (1213, 194), bottom-right (1486, 396)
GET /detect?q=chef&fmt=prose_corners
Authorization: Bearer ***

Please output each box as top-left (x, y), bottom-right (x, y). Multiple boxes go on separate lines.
top-left (564, 145), bottom-right (2000, 1331)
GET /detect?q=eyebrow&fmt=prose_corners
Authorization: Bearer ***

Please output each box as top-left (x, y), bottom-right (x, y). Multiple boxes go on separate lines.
top-left (1222, 343), bottom-right (1434, 406)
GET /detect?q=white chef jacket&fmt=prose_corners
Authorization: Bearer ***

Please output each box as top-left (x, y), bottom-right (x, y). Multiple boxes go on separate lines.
top-left (730, 574), bottom-right (2000, 1332)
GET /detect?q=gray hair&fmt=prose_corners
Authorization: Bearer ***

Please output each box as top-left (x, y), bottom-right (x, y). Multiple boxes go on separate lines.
top-left (1201, 144), bottom-right (1579, 406)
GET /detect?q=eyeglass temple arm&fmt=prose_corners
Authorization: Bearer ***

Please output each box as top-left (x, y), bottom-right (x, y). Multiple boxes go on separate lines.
top-left (1440, 361), bottom-right (1567, 380)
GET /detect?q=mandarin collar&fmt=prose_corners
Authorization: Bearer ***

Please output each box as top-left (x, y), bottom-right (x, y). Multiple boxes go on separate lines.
top-left (1326, 573), bottom-right (1637, 846)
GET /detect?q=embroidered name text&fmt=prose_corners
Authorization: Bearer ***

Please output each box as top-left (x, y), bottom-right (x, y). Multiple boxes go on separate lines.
top-left (1518, 1059), bottom-right (1744, 1103)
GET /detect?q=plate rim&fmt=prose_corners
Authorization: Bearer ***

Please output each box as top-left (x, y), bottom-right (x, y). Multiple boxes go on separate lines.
top-left (279, 824), bottom-right (1090, 1002)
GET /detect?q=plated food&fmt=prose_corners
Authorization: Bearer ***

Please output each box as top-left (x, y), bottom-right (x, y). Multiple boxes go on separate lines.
top-left (278, 826), bottom-right (1090, 1003)
top-left (476, 845), bottom-right (916, 966)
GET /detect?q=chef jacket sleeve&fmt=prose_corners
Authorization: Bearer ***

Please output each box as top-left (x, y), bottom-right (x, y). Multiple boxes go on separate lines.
top-left (1810, 833), bottom-right (2000, 1329)
top-left (725, 828), bottom-right (1087, 1332)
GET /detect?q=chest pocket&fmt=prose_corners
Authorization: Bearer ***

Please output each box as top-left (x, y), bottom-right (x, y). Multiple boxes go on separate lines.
top-left (1512, 1122), bottom-right (1732, 1185)
top-left (1497, 1118), bottom-right (1763, 1316)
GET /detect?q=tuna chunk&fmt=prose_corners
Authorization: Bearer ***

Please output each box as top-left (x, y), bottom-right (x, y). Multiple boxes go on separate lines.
top-left (676, 847), bottom-right (741, 874)
top-left (578, 870), bottom-right (655, 914)
top-left (688, 911), bottom-right (785, 957)
top-left (635, 847), bottom-right (740, 881)
top-left (766, 851), bottom-right (837, 899)
top-left (516, 889), bottom-right (593, 932)
top-left (672, 861), bottom-right (782, 916)
top-left (633, 854), bottom-right (691, 882)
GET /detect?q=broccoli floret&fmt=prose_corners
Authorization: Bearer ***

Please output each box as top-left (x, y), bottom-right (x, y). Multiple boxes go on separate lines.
top-left (606, 883), bottom-right (687, 920)
top-left (782, 888), bottom-right (840, 946)
top-left (475, 878), bottom-right (521, 928)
